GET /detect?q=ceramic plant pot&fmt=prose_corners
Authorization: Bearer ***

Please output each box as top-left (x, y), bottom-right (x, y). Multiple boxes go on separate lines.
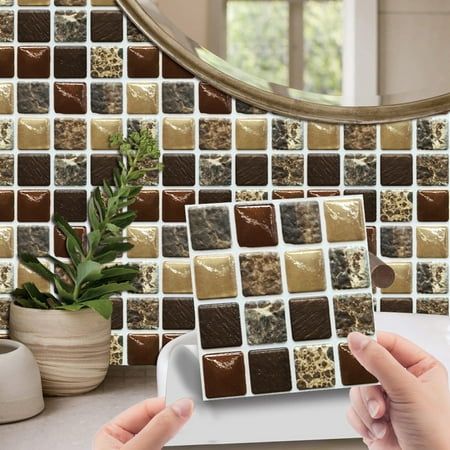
top-left (0, 339), bottom-right (45, 423)
top-left (9, 302), bottom-right (111, 396)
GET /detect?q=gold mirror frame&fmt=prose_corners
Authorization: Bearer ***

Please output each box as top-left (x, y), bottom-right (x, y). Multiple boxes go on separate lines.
top-left (118, 0), bottom-right (450, 124)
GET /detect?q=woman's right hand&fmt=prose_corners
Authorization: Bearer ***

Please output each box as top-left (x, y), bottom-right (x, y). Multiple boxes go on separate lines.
top-left (347, 331), bottom-right (450, 450)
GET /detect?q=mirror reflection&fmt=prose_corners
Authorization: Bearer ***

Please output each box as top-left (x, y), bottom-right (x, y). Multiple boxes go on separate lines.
top-left (153, 0), bottom-right (450, 106)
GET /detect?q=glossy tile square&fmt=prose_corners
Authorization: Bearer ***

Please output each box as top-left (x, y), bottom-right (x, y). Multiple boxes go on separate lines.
top-left (127, 298), bottom-right (158, 330)
top-left (162, 297), bottom-right (195, 330)
top-left (54, 189), bottom-right (87, 221)
top-left (162, 118), bottom-right (195, 150)
top-left (90, 154), bottom-right (120, 186)
top-left (235, 154), bottom-right (268, 186)
top-left (417, 263), bottom-right (448, 294)
top-left (18, 10), bottom-right (50, 43)
top-left (380, 190), bottom-right (413, 222)
top-left (133, 263), bottom-right (158, 294)
top-left (381, 263), bottom-right (412, 294)
top-left (307, 122), bottom-right (339, 150)
top-left (380, 226), bottom-right (413, 258)
top-left (417, 116), bottom-right (448, 150)
top-left (127, 83), bottom-right (158, 114)
top-left (380, 298), bottom-right (413, 313)
top-left (0, 47), bottom-right (14, 78)
top-left (91, 10), bottom-right (123, 42)
top-left (272, 154), bottom-right (304, 186)
top-left (127, 46), bottom-right (159, 78)
top-left (162, 154), bottom-right (195, 186)
top-left (127, 226), bottom-right (158, 258)
top-left (0, 12), bottom-right (13, 43)
top-left (162, 261), bottom-right (192, 294)
top-left (0, 227), bottom-right (13, 258)
top-left (272, 118), bottom-right (303, 150)
top-left (18, 154), bottom-right (50, 186)
top-left (236, 119), bottom-right (267, 150)
top-left (162, 190), bottom-right (193, 222)
top-left (91, 118), bottom-right (122, 150)
top-left (17, 190), bottom-right (50, 222)
top-left (344, 124), bottom-right (376, 150)
top-left (162, 82), bottom-right (194, 114)
top-left (54, 82), bottom-right (87, 114)
top-left (199, 154), bottom-right (232, 186)
top-left (127, 334), bottom-right (159, 365)
top-left (54, 46), bottom-right (87, 78)
top-left (416, 155), bottom-right (448, 186)
top-left (380, 121), bottom-right (412, 150)
top-left (18, 47), bottom-right (50, 78)
top-left (0, 83), bottom-right (13, 114)
top-left (344, 154), bottom-right (376, 186)
top-left (187, 197), bottom-right (375, 399)
top-left (417, 190), bottom-right (449, 222)
top-left (161, 226), bottom-right (189, 257)
top-left (416, 227), bottom-right (448, 258)
top-left (0, 155), bottom-right (13, 186)
top-left (308, 154), bottom-right (340, 186)
top-left (338, 343), bottom-right (377, 386)
top-left (91, 47), bottom-right (123, 78)
top-left (18, 118), bottom-right (49, 150)
top-left (199, 82), bottom-right (231, 114)
top-left (17, 225), bottom-right (48, 256)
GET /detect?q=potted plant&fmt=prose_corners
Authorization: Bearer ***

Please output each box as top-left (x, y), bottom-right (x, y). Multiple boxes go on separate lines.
top-left (9, 130), bottom-right (160, 396)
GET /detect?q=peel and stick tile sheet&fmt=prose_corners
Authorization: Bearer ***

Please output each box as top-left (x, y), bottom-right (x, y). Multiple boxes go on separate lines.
top-left (186, 196), bottom-right (377, 400)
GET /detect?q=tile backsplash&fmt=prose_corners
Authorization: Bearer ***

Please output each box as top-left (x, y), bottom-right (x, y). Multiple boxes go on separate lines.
top-left (0, 0), bottom-right (449, 366)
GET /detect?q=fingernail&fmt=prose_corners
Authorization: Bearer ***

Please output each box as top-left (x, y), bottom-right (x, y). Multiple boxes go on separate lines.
top-left (171, 398), bottom-right (194, 419)
top-left (348, 332), bottom-right (371, 352)
top-left (368, 400), bottom-right (379, 418)
top-left (372, 422), bottom-right (386, 439)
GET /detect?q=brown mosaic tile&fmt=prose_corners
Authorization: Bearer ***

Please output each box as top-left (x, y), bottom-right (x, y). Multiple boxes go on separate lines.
top-left (162, 54), bottom-right (193, 78)
top-left (0, 191), bottom-right (14, 222)
top-left (90, 154), bottom-right (120, 186)
top-left (54, 82), bottom-right (87, 114)
top-left (162, 297), bottom-right (195, 330)
top-left (18, 47), bottom-right (50, 78)
top-left (380, 298), bottom-right (413, 313)
top-left (54, 46), bottom-right (87, 78)
top-left (91, 11), bottom-right (123, 42)
top-left (162, 154), bottom-right (195, 186)
top-left (127, 46), bottom-right (159, 78)
top-left (199, 189), bottom-right (232, 204)
top-left (417, 190), bottom-right (449, 222)
top-left (129, 190), bottom-right (159, 222)
top-left (162, 190), bottom-right (195, 222)
top-left (18, 11), bottom-right (50, 43)
top-left (54, 226), bottom-right (85, 257)
top-left (54, 190), bottom-right (87, 222)
top-left (0, 47), bottom-right (14, 78)
top-left (380, 154), bottom-right (413, 186)
top-left (308, 154), bottom-right (340, 186)
top-left (17, 190), bottom-right (50, 222)
top-left (199, 82), bottom-right (231, 114)
top-left (236, 154), bottom-right (268, 186)
top-left (18, 154), bottom-right (50, 186)
top-left (127, 334), bottom-right (159, 365)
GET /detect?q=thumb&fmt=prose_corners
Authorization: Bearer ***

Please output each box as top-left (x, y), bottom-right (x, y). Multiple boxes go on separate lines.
top-left (123, 398), bottom-right (194, 450)
top-left (348, 332), bottom-right (418, 400)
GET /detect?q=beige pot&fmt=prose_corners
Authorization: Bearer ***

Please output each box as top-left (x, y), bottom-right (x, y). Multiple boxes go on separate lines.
top-left (9, 303), bottom-right (111, 397)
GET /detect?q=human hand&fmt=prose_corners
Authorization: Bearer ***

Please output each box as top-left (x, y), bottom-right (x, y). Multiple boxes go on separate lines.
top-left (94, 397), bottom-right (194, 450)
top-left (346, 331), bottom-right (450, 450)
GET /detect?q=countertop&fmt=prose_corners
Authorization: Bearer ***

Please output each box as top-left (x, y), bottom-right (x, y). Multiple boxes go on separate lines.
top-left (1, 367), bottom-right (365, 450)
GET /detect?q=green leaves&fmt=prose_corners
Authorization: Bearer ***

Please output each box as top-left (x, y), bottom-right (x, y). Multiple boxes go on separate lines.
top-left (15, 129), bottom-right (160, 319)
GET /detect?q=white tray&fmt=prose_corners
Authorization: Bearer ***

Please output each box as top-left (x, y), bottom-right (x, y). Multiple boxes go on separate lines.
top-left (157, 312), bottom-right (450, 447)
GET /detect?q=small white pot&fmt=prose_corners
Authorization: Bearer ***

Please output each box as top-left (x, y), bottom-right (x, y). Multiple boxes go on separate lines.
top-left (9, 303), bottom-right (111, 396)
top-left (0, 339), bottom-right (45, 424)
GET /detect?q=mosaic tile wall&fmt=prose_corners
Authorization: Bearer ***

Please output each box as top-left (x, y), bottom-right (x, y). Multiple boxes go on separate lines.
top-left (0, 0), bottom-right (449, 365)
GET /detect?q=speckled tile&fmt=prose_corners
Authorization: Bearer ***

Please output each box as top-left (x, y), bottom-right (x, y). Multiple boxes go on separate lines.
top-left (199, 154), bottom-right (231, 186)
top-left (235, 190), bottom-right (268, 202)
top-left (55, 154), bottom-right (86, 186)
top-left (133, 263), bottom-right (158, 294)
top-left (417, 297), bottom-right (449, 316)
top-left (333, 294), bottom-right (374, 337)
top-left (344, 154), bottom-right (377, 186)
top-left (0, 120), bottom-right (13, 151)
top-left (127, 298), bottom-right (159, 330)
top-left (272, 154), bottom-right (304, 186)
top-left (109, 335), bottom-right (123, 366)
top-left (162, 82), bottom-right (194, 114)
top-left (54, 119), bottom-right (86, 150)
top-left (0, 12), bottom-right (14, 43)
top-left (0, 155), bottom-right (13, 186)
top-left (244, 300), bottom-right (287, 345)
top-left (17, 225), bottom-right (48, 256)
top-left (329, 247), bottom-right (370, 290)
top-left (272, 118), bottom-right (303, 150)
top-left (240, 252), bottom-right (282, 297)
top-left (0, 227), bottom-right (13, 258)
top-left (417, 116), bottom-right (448, 150)
top-left (193, 254), bottom-right (237, 300)
top-left (127, 20), bottom-right (148, 42)
top-left (91, 83), bottom-right (122, 114)
top-left (416, 154), bottom-right (448, 186)
top-left (380, 190), bottom-right (413, 222)
top-left (17, 82), bottom-right (49, 114)
top-left (188, 206), bottom-right (231, 251)
top-left (0, 263), bottom-right (13, 293)
top-left (280, 200), bottom-right (321, 244)
top-left (55, 10), bottom-right (86, 42)
top-left (0, 299), bottom-right (10, 329)
top-left (344, 124), bottom-right (376, 150)
top-left (294, 345), bottom-right (335, 390)
top-left (380, 226), bottom-right (412, 258)
top-left (416, 227), bottom-right (448, 258)
top-left (417, 262), bottom-right (448, 294)
top-left (91, 47), bottom-right (123, 78)
top-left (199, 119), bottom-right (231, 150)
top-left (162, 226), bottom-right (189, 258)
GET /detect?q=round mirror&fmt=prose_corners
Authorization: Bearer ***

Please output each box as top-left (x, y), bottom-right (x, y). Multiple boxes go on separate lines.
top-left (119, 0), bottom-right (450, 122)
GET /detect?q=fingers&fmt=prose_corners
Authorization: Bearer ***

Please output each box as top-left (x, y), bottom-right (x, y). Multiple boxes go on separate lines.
top-left (123, 398), bottom-right (194, 450)
top-left (349, 387), bottom-right (387, 440)
top-left (360, 385), bottom-right (387, 420)
top-left (346, 406), bottom-right (373, 441)
top-left (348, 332), bottom-right (417, 398)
